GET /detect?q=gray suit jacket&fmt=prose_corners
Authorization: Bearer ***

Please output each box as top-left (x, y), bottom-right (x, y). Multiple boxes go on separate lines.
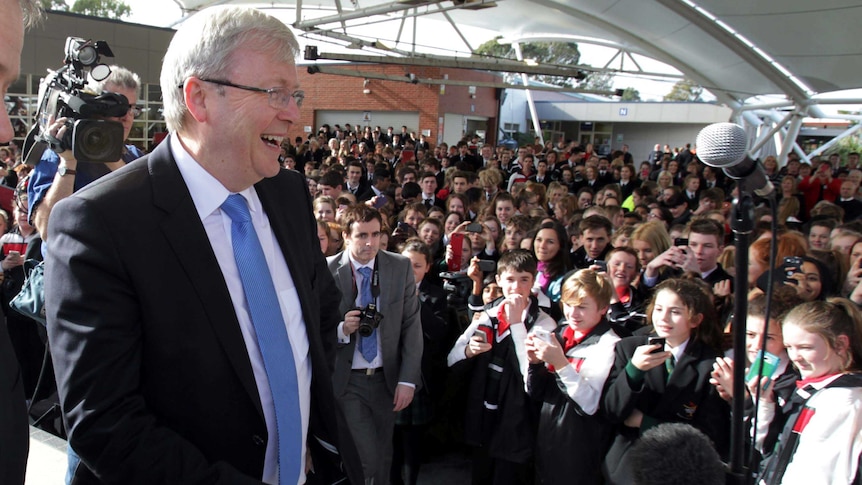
top-left (327, 250), bottom-right (423, 396)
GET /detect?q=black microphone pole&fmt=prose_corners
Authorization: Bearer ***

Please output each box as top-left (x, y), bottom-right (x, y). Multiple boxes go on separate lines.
top-left (726, 179), bottom-right (754, 485)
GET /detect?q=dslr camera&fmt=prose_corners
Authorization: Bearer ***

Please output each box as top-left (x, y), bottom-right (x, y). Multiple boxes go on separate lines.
top-left (357, 303), bottom-right (384, 337)
top-left (23, 37), bottom-right (130, 165)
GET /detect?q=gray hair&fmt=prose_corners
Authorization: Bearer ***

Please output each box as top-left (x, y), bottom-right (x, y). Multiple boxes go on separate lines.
top-left (160, 6), bottom-right (300, 132)
top-left (89, 65), bottom-right (141, 97)
top-left (19, 0), bottom-right (44, 29)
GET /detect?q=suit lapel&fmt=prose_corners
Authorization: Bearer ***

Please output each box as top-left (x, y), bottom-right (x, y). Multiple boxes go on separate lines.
top-left (150, 140), bottom-right (264, 420)
top-left (336, 252), bottom-right (355, 313)
top-left (256, 178), bottom-right (319, 338)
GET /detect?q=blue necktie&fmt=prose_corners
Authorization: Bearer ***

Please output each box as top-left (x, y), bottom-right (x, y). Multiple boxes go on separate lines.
top-left (357, 266), bottom-right (378, 362)
top-left (221, 194), bottom-right (300, 485)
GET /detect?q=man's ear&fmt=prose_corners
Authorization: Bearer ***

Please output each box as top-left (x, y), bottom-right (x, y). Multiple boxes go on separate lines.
top-left (183, 77), bottom-right (210, 123)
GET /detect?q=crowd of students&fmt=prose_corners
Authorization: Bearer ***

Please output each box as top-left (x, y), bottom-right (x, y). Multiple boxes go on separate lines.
top-left (293, 128), bottom-right (862, 485)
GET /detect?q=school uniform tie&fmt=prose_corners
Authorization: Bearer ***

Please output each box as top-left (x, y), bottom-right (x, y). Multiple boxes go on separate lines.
top-left (357, 266), bottom-right (378, 362)
top-left (221, 194), bottom-right (301, 485)
top-left (665, 355), bottom-right (675, 380)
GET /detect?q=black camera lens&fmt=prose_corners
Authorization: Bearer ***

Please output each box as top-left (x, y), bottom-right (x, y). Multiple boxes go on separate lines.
top-left (72, 119), bottom-right (124, 163)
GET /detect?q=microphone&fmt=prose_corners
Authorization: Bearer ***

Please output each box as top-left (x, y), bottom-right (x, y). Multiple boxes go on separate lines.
top-left (695, 122), bottom-right (774, 197)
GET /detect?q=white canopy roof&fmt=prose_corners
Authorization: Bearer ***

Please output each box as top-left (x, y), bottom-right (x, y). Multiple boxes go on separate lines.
top-left (167, 0), bottom-right (862, 106)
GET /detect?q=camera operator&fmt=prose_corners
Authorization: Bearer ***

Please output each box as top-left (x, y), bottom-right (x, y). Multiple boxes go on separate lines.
top-left (26, 64), bottom-right (141, 484)
top-left (28, 66), bottom-right (143, 241)
top-left (327, 204), bottom-right (423, 485)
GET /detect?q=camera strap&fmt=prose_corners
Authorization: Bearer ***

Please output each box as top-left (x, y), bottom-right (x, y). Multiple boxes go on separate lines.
top-left (351, 257), bottom-right (380, 304)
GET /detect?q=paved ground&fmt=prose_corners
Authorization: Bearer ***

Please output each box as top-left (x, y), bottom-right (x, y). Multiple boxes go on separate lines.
top-left (25, 426), bottom-right (472, 485)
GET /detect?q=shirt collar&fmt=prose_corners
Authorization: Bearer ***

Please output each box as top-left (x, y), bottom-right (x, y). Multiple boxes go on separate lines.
top-left (170, 133), bottom-right (260, 220)
top-left (347, 252), bottom-right (376, 272)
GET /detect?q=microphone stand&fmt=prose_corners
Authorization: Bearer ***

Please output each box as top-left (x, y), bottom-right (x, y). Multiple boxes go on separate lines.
top-left (726, 179), bottom-right (756, 485)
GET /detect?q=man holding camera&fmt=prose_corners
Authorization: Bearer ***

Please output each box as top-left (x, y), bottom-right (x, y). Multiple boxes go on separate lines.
top-left (28, 66), bottom-right (143, 241)
top-left (327, 204), bottom-right (423, 485)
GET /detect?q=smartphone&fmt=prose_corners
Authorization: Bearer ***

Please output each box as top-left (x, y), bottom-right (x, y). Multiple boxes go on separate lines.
top-left (648, 337), bottom-right (666, 354)
top-left (746, 350), bottom-right (781, 382)
top-left (784, 256), bottom-right (804, 279)
top-left (466, 222), bottom-right (484, 233)
top-left (448, 232), bottom-right (465, 272)
top-left (595, 260), bottom-right (608, 272)
top-left (472, 330), bottom-right (487, 343)
top-left (477, 259), bottom-right (496, 273)
top-left (372, 194), bottom-right (388, 209)
top-left (532, 327), bottom-right (554, 344)
top-left (674, 238), bottom-right (689, 247)
top-left (396, 221), bottom-right (411, 232)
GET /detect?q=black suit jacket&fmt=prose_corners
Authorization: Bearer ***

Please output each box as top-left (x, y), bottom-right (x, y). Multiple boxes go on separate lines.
top-left (0, 320), bottom-right (27, 485)
top-left (602, 336), bottom-right (730, 482)
top-left (46, 139), bottom-right (362, 484)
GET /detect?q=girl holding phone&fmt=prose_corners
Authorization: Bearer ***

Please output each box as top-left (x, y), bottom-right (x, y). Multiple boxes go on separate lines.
top-left (710, 287), bottom-right (803, 465)
top-left (757, 299), bottom-right (862, 485)
top-left (602, 278), bottom-right (730, 484)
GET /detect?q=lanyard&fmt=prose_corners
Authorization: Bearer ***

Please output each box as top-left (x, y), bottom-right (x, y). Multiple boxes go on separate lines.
top-left (350, 257), bottom-right (380, 302)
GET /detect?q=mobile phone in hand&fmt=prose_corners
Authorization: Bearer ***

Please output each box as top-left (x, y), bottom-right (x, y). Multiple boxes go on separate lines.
top-left (595, 260), bottom-right (608, 272)
top-left (648, 337), bottom-right (666, 354)
top-left (532, 327), bottom-right (554, 344)
top-left (472, 330), bottom-right (487, 343)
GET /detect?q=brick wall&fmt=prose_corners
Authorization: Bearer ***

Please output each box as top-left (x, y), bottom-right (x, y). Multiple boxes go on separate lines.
top-left (292, 64), bottom-right (500, 146)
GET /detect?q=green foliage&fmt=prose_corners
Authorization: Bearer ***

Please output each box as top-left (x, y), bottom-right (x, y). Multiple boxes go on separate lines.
top-left (579, 71), bottom-right (614, 93)
top-left (830, 134), bottom-right (862, 162)
top-left (40, 0), bottom-right (69, 10)
top-left (619, 87), bottom-right (641, 101)
top-left (70, 0), bottom-right (131, 19)
top-left (663, 79), bottom-right (703, 102)
top-left (474, 36), bottom-right (582, 87)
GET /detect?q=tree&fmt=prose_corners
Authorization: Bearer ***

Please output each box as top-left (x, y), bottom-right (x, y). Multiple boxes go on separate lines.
top-left (579, 71), bottom-right (614, 93)
top-left (663, 79), bottom-right (703, 102)
top-left (474, 36), bottom-right (582, 87)
top-left (70, 0), bottom-right (131, 19)
top-left (40, 0), bottom-right (69, 10)
top-left (619, 87), bottom-right (641, 101)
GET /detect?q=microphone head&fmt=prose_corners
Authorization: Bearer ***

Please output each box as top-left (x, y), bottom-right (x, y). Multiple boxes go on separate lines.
top-left (696, 122), bottom-right (748, 168)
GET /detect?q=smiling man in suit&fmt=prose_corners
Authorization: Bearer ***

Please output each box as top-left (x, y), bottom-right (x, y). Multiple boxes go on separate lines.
top-left (45, 6), bottom-right (360, 484)
top-left (327, 204), bottom-right (423, 485)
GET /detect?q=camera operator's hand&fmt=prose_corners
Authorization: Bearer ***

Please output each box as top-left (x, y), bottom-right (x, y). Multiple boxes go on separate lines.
top-left (46, 115), bottom-right (77, 166)
top-left (342, 309), bottom-right (362, 336)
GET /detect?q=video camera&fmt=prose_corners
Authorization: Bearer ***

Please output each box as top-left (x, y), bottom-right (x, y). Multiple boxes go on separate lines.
top-left (22, 37), bottom-right (130, 165)
top-left (440, 271), bottom-right (472, 307)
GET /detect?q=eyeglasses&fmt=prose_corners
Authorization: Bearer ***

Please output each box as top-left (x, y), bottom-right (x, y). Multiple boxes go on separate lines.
top-left (191, 78), bottom-right (304, 109)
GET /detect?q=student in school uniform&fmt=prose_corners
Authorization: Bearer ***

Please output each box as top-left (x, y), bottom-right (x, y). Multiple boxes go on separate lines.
top-left (526, 269), bottom-right (622, 485)
top-left (448, 250), bottom-right (557, 485)
top-left (602, 278), bottom-right (730, 485)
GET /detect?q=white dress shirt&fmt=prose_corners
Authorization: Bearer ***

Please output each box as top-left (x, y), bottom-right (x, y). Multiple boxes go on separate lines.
top-left (171, 134), bottom-right (311, 485)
